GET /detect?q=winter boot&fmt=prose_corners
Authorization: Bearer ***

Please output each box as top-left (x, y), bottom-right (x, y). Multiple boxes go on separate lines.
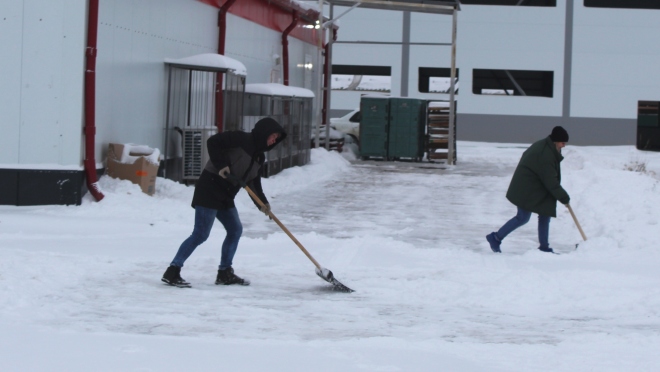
top-left (486, 232), bottom-right (502, 253)
top-left (161, 265), bottom-right (191, 288)
top-left (215, 267), bottom-right (250, 286)
top-left (538, 246), bottom-right (554, 253)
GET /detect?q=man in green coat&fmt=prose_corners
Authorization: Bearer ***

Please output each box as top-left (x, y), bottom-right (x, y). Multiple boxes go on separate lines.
top-left (486, 126), bottom-right (571, 253)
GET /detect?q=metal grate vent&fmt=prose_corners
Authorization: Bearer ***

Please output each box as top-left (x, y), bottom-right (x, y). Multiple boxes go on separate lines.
top-left (181, 127), bottom-right (216, 180)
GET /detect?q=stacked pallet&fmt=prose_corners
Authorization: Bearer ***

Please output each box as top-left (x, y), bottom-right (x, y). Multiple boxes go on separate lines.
top-left (426, 101), bottom-right (456, 163)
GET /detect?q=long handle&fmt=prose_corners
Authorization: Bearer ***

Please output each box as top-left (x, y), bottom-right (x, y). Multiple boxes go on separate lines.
top-left (242, 184), bottom-right (322, 269)
top-left (566, 204), bottom-right (587, 241)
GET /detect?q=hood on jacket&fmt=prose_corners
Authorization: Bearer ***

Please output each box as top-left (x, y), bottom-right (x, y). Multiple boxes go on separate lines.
top-left (252, 117), bottom-right (287, 152)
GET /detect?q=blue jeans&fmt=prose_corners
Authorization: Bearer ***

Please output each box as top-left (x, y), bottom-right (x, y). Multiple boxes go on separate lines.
top-left (170, 206), bottom-right (243, 270)
top-left (495, 207), bottom-right (551, 249)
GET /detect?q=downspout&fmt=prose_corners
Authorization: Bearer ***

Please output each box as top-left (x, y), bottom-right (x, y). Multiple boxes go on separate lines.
top-left (83, 0), bottom-right (104, 201)
top-left (215, 0), bottom-right (237, 131)
top-left (282, 11), bottom-right (299, 86)
top-left (322, 28), bottom-right (337, 126)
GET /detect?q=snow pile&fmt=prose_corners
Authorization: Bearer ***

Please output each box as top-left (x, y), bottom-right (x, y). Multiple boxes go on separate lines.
top-left (264, 148), bottom-right (351, 198)
top-left (114, 143), bottom-right (161, 166)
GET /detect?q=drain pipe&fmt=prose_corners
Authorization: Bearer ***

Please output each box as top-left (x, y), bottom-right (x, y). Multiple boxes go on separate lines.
top-left (322, 28), bottom-right (337, 126)
top-left (215, 0), bottom-right (237, 131)
top-left (83, 0), bottom-right (104, 201)
top-left (282, 11), bottom-right (299, 86)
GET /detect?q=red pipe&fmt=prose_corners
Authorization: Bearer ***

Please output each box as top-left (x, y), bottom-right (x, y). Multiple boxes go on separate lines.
top-left (282, 11), bottom-right (299, 86)
top-left (322, 28), bottom-right (338, 125)
top-left (83, 0), bottom-right (104, 201)
top-left (215, 0), bottom-right (237, 131)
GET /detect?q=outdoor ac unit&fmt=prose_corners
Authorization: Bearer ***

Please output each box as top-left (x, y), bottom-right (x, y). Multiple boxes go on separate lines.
top-left (181, 127), bottom-right (217, 180)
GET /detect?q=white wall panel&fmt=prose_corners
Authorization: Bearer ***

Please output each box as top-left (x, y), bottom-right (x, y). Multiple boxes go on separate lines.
top-left (456, 5), bottom-right (565, 117)
top-left (223, 13), bottom-right (322, 94)
top-left (333, 8), bottom-right (402, 43)
top-left (224, 15), bottom-right (281, 85)
top-left (19, 0), bottom-right (62, 164)
top-left (95, 0), bottom-right (217, 161)
top-left (331, 91), bottom-right (363, 114)
top-left (410, 12), bottom-right (453, 44)
top-left (58, 0), bottom-right (87, 166)
top-left (571, 5), bottom-right (660, 119)
top-left (19, 0), bottom-right (86, 166)
top-left (0, 1), bottom-right (23, 164)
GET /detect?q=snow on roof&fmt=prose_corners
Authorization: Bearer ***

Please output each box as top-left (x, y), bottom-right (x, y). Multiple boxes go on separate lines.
top-left (164, 53), bottom-right (247, 76)
top-left (115, 143), bottom-right (161, 166)
top-left (245, 83), bottom-right (315, 98)
top-left (293, 0), bottom-right (319, 13)
top-left (360, 94), bottom-right (390, 99)
top-left (428, 101), bottom-right (451, 108)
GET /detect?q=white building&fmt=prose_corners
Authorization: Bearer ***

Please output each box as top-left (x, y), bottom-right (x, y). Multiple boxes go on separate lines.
top-left (1, 0), bottom-right (325, 206)
top-left (327, 0), bottom-right (660, 146)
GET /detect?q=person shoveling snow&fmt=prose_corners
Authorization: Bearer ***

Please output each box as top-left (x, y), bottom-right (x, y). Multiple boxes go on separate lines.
top-left (161, 118), bottom-right (286, 288)
top-left (486, 126), bottom-right (571, 254)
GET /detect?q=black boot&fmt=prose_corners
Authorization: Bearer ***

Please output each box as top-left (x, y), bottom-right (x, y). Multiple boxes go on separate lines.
top-left (538, 246), bottom-right (555, 253)
top-left (215, 267), bottom-right (250, 286)
top-left (162, 265), bottom-right (191, 288)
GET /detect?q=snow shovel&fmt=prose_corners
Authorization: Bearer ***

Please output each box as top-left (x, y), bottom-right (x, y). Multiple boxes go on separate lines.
top-left (566, 204), bottom-right (587, 247)
top-left (229, 175), bottom-right (354, 292)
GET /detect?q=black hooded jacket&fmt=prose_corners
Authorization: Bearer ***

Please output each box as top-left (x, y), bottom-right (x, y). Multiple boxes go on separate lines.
top-left (191, 118), bottom-right (287, 210)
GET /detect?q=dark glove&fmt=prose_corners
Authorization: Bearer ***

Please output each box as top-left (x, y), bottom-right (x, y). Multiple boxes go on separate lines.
top-left (259, 203), bottom-right (271, 216)
top-left (220, 168), bottom-right (242, 187)
top-left (218, 166), bottom-right (230, 178)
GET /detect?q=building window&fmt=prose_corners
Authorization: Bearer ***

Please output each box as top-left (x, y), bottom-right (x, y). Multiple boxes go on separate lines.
top-left (460, 0), bottom-right (556, 6)
top-left (331, 65), bottom-right (391, 93)
top-left (419, 67), bottom-right (459, 94)
top-left (472, 69), bottom-right (554, 97)
top-left (585, 1), bottom-right (660, 10)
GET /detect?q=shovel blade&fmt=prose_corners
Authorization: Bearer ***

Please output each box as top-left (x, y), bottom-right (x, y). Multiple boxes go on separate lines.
top-left (315, 267), bottom-right (354, 293)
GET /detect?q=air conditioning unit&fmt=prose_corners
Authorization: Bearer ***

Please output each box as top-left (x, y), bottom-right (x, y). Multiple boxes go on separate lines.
top-left (181, 127), bottom-right (217, 180)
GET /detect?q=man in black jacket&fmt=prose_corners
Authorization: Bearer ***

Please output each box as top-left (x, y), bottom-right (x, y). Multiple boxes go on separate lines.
top-left (162, 118), bottom-right (287, 287)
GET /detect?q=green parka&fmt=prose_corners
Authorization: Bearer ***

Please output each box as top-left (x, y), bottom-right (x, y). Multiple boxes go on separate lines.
top-left (506, 137), bottom-right (570, 217)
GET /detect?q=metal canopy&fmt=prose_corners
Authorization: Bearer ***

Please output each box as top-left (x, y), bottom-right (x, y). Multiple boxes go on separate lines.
top-left (323, 0), bottom-right (459, 164)
top-left (326, 0), bottom-right (460, 15)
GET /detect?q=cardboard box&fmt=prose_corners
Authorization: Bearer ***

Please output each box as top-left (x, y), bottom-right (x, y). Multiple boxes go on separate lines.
top-left (106, 143), bottom-right (160, 195)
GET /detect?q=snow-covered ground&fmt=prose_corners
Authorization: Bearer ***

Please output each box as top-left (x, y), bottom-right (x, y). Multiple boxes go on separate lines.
top-left (1, 141), bottom-right (660, 371)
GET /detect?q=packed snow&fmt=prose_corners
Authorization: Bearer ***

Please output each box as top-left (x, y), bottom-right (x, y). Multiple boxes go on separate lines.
top-left (109, 143), bottom-right (161, 165)
top-left (164, 53), bottom-right (247, 76)
top-left (1, 142), bottom-right (660, 371)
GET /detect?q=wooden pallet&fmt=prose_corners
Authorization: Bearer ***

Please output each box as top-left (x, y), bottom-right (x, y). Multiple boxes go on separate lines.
top-left (425, 101), bottom-right (456, 163)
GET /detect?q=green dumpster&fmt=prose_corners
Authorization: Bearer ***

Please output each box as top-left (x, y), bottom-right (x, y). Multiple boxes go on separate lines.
top-left (388, 98), bottom-right (426, 161)
top-left (359, 96), bottom-right (390, 159)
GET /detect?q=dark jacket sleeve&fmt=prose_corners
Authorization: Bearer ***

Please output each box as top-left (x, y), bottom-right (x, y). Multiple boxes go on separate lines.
top-left (206, 131), bottom-right (242, 172)
top-left (247, 169), bottom-right (268, 209)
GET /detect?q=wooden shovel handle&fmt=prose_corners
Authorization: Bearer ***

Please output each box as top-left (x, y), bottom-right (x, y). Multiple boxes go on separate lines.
top-left (566, 204), bottom-right (587, 241)
top-left (242, 184), bottom-right (322, 269)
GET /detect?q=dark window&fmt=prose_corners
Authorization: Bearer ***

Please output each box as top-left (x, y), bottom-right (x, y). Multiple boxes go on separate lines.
top-left (585, 1), bottom-right (660, 10)
top-left (460, 0), bottom-right (556, 6)
top-left (332, 65), bottom-right (391, 76)
top-left (472, 69), bottom-right (554, 97)
top-left (331, 65), bottom-right (391, 93)
top-left (418, 67), bottom-right (459, 94)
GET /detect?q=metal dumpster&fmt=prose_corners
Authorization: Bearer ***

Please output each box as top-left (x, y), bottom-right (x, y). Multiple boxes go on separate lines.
top-left (359, 96), bottom-right (390, 160)
top-left (388, 98), bottom-right (426, 161)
